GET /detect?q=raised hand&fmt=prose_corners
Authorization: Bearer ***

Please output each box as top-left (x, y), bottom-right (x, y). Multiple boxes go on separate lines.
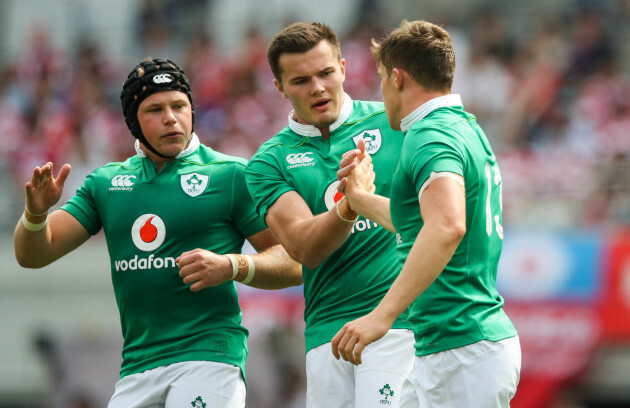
top-left (25, 162), bottom-right (71, 215)
top-left (337, 138), bottom-right (376, 204)
top-left (176, 249), bottom-right (233, 292)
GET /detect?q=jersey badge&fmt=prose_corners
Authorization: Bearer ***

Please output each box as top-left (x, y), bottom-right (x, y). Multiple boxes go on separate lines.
top-left (181, 172), bottom-right (209, 197)
top-left (352, 129), bottom-right (382, 154)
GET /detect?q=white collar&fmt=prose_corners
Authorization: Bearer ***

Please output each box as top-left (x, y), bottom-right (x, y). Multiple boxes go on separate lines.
top-left (400, 94), bottom-right (463, 132)
top-left (287, 93), bottom-right (353, 137)
top-left (135, 132), bottom-right (200, 158)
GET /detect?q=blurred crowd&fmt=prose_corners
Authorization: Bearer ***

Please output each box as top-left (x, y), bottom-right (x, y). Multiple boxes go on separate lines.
top-left (449, 5), bottom-right (630, 229)
top-left (1, 2), bottom-right (630, 232)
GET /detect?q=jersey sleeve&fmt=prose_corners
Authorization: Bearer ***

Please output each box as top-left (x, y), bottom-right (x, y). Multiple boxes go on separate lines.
top-left (231, 163), bottom-right (268, 238)
top-left (244, 154), bottom-right (295, 222)
top-left (60, 172), bottom-right (103, 236)
top-left (404, 127), bottom-right (465, 194)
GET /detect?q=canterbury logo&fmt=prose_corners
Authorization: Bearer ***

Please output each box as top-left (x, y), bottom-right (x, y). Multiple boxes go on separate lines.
top-left (153, 74), bottom-right (173, 84)
top-left (111, 175), bottom-right (136, 188)
top-left (286, 152), bottom-right (314, 165)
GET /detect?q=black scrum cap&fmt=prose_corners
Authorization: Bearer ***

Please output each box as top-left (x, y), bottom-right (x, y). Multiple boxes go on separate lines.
top-left (120, 58), bottom-right (194, 157)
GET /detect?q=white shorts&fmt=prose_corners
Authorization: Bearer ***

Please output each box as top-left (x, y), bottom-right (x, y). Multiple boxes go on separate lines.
top-left (107, 360), bottom-right (246, 408)
top-left (414, 336), bottom-right (521, 408)
top-left (306, 328), bottom-right (418, 408)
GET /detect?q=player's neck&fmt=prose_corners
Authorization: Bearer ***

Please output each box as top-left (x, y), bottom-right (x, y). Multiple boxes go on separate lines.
top-left (318, 126), bottom-right (331, 139)
top-left (152, 156), bottom-right (174, 172)
top-left (140, 146), bottom-right (175, 172)
top-left (402, 88), bottom-right (450, 118)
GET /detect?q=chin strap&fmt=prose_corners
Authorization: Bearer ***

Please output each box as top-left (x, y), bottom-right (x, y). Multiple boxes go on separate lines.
top-left (137, 134), bottom-right (177, 159)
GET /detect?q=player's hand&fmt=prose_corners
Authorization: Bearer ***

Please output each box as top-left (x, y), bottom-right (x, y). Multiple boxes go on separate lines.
top-left (331, 312), bottom-right (390, 365)
top-left (176, 249), bottom-right (232, 291)
top-left (25, 162), bottom-right (71, 215)
top-left (337, 140), bottom-right (363, 182)
top-left (337, 139), bottom-right (375, 204)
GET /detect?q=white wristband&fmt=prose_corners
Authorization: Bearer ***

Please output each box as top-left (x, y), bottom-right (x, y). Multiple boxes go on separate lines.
top-left (22, 214), bottom-right (48, 232)
top-left (25, 207), bottom-right (48, 217)
top-left (336, 201), bottom-right (356, 223)
top-left (241, 254), bottom-right (255, 285)
top-left (225, 254), bottom-right (239, 280)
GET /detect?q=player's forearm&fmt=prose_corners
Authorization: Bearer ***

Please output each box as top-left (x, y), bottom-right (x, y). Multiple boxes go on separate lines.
top-left (277, 203), bottom-right (356, 269)
top-left (345, 191), bottom-right (395, 233)
top-left (14, 210), bottom-right (90, 269)
top-left (265, 191), bottom-right (358, 268)
top-left (247, 245), bottom-right (303, 289)
top-left (14, 211), bottom-right (56, 268)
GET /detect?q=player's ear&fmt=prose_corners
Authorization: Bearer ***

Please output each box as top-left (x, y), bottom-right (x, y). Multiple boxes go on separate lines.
top-left (340, 58), bottom-right (346, 82)
top-left (273, 79), bottom-right (288, 98)
top-left (393, 68), bottom-right (404, 90)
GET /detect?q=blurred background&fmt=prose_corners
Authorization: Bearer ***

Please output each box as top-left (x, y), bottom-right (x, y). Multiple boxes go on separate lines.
top-left (1, 0), bottom-right (629, 407)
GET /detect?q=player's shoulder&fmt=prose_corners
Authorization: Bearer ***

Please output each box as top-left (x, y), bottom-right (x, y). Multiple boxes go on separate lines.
top-left (344, 100), bottom-right (402, 143)
top-left (344, 100), bottom-right (399, 137)
top-left (90, 155), bottom-right (143, 177)
top-left (77, 156), bottom-right (142, 191)
top-left (248, 126), bottom-right (307, 164)
top-left (404, 118), bottom-right (467, 160)
top-left (183, 143), bottom-right (248, 171)
top-left (349, 99), bottom-right (387, 121)
top-left (420, 106), bottom-right (471, 129)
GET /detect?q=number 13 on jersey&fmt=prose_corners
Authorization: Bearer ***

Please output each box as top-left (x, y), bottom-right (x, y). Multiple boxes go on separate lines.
top-left (485, 162), bottom-right (504, 240)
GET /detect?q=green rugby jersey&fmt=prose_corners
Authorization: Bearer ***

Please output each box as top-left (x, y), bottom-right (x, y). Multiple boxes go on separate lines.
top-left (60, 134), bottom-right (265, 379)
top-left (246, 95), bottom-right (411, 352)
top-left (390, 94), bottom-right (517, 356)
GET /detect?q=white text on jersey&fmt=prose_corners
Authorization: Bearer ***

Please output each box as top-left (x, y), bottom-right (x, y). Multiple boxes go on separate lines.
top-left (286, 152), bottom-right (316, 169)
top-left (110, 175), bottom-right (136, 191)
top-left (350, 218), bottom-right (379, 234)
top-left (114, 254), bottom-right (176, 271)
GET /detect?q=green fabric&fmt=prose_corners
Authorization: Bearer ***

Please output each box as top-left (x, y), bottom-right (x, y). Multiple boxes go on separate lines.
top-left (246, 99), bottom-right (412, 352)
top-left (61, 142), bottom-right (265, 379)
top-left (390, 104), bottom-right (517, 356)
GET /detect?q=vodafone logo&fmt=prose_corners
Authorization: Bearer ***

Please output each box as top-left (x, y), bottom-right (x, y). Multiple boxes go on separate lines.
top-left (115, 214), bottom-right (174, 271)
top-left (324, 181), bottom-right (345, 210)
top-left (131, 214), bottom-right (166, 252)
top-left (152, 74), bottom-right (173, 84)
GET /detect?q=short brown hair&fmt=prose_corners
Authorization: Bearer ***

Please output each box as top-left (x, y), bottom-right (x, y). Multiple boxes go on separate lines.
top-left (267, 21), bottom-right (341, 82)
top-left (372, 20), bottom-right (455, 92)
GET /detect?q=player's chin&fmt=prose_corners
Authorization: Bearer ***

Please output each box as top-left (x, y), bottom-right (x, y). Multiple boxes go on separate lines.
top-left (313, 116), bottom-right (337, 129)
top-left (159, 142), bottom-right (187, 156)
